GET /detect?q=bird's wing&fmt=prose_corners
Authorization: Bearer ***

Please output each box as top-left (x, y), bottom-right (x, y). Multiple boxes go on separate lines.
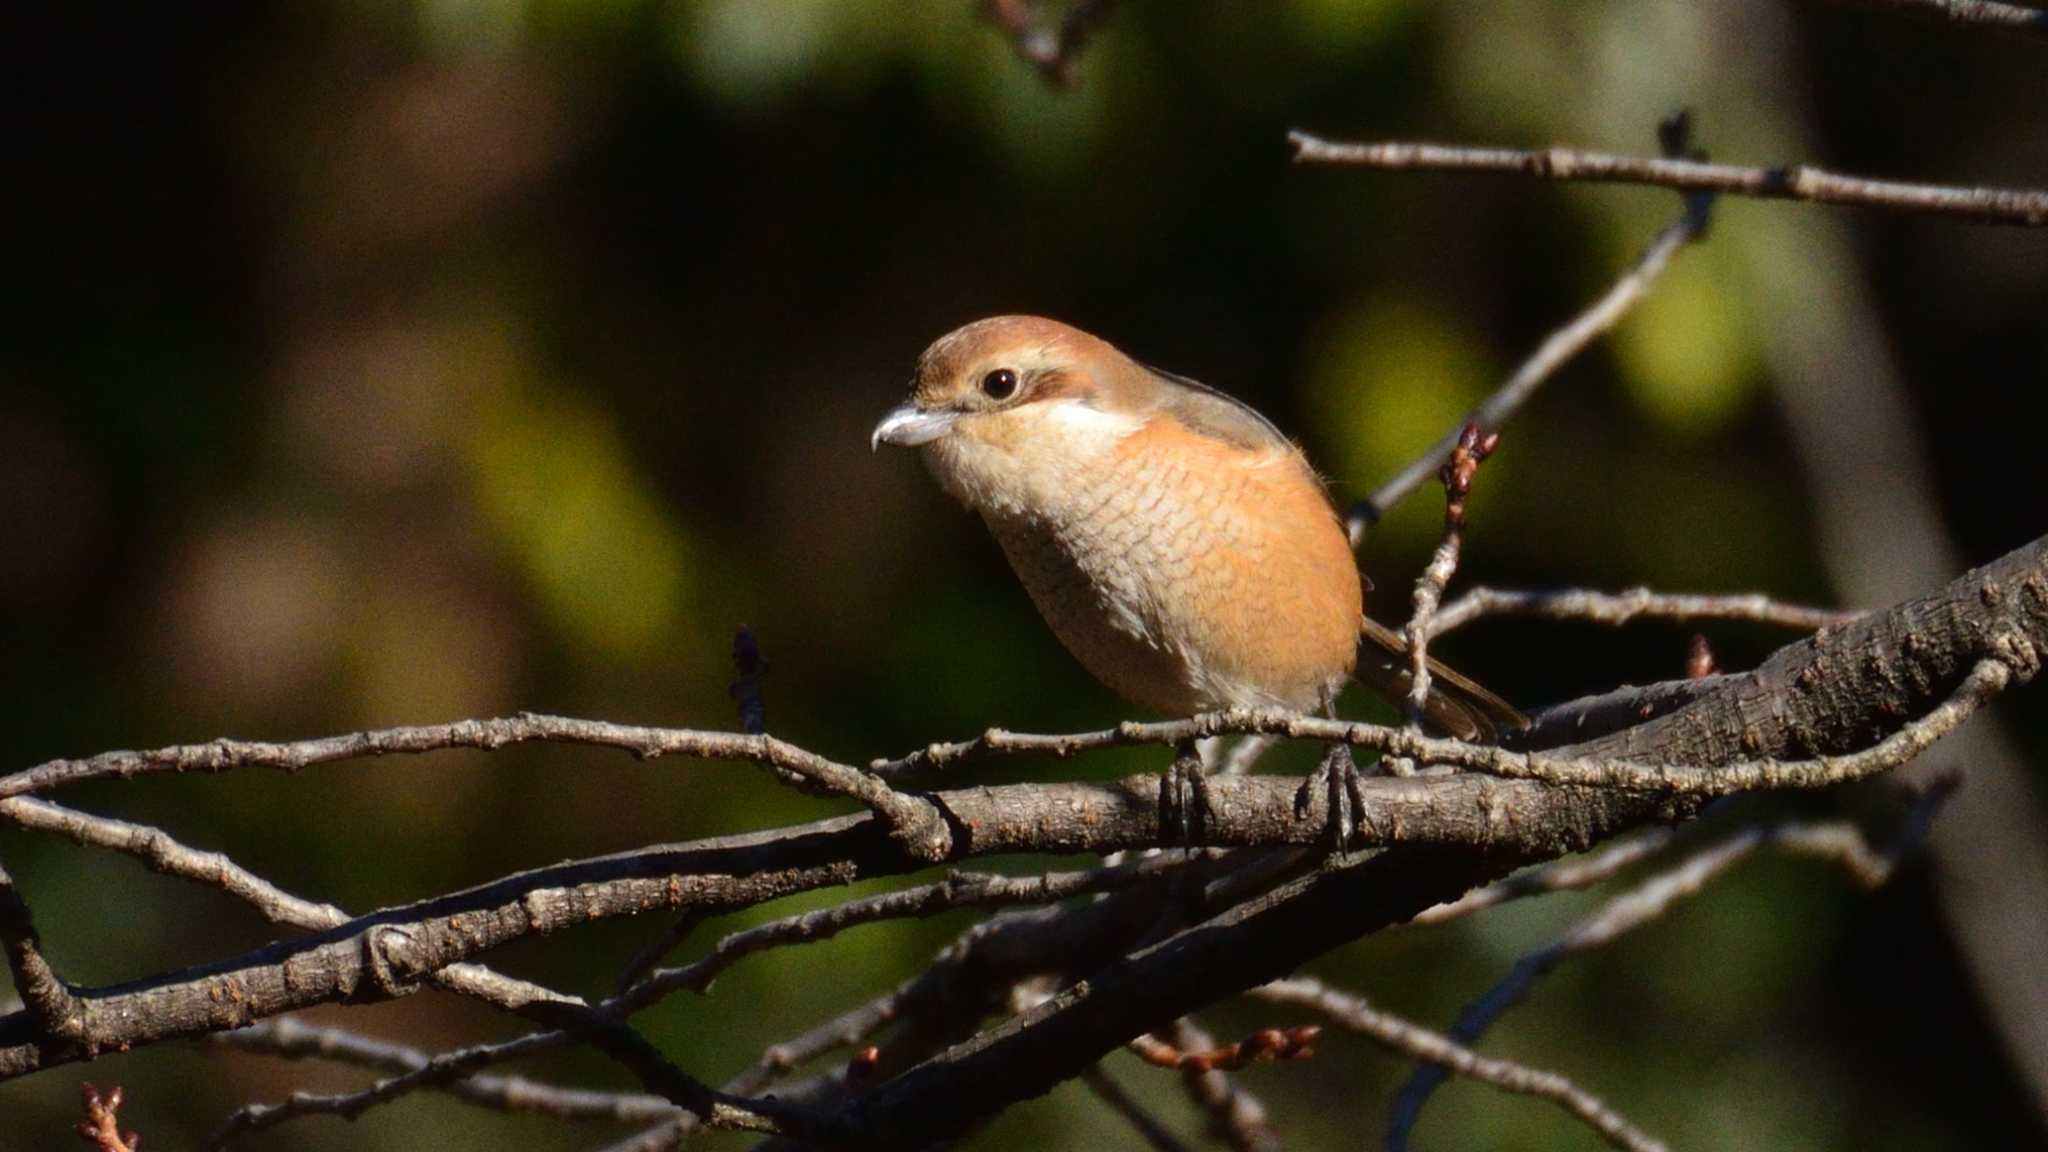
top-left (1356, 616), bottom-right (1529, 742)
top-left (1139, 362), bottom-right (1295, 456)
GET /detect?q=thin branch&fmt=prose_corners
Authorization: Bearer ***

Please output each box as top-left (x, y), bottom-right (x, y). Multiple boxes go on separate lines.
top-left (512, 1007), bottom-right (826, 1142)
top-left (211, 1018), bottom-right (678, 1136)
top-left (1347, 118), bottom-right (1715, 536)
top-left (0, 643), bottom-right (2025, 1080)
top-left (1, 535), bottom-right (2039, 1102)
top-left (744, 982), bottom-right (907, 1095)
top-left (1387, 777), bottom-right (1960, 1148)
top-left (1430, 586), bottom-right (1860, 637)
top-left (635, 858), bottom-right (1177, 1000)
top-left (614, 911), bottom-right (711, 997)
top-left (0, 794), bottom-right (580, 1018)
top-left (886, 654), bottom-right (2010, 798)
top-left (1821, 0), bottom-right (2048, 42)
top-left (0, 859), bottom-right (79, 1043)
top-left (1253, 977), bottom-right (1665, 1152)
top-left (1467, 657), bottom-right (2010, 793)
top-left (1150, 1018), bottom-right (1288, 1152)
top-left (1, 796), bottom-right (346, 929)
top-left (215, 861), bottom-right (1182, 1146)
top-left (1292, 131), bottom-right (2048, 227)
top-left (1411, 826), bottom-right (1677, 926)
top-left (1509, 675), bottom-right (1739, 750)
top-left (76, 1083), bottom-right (140, 1152)
top-left (1404, 423), bottom-right (1498, 730)
top-left (0, 712), bottom-right (949, 860)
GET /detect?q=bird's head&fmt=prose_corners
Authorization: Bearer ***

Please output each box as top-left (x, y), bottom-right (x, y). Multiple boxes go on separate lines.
top-left (871, 316), bottom-right (1142, 516)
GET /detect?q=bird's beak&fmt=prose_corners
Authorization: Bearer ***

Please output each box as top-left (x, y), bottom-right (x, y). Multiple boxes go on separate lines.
top-left (870, 403), bottom-right (957, 451)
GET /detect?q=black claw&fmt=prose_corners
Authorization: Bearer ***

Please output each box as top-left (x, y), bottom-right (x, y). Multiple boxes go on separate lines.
top-left (1161, 741), bottom-right (1208, 852)
top-left (1298, 744), bottom-right (1361, 853)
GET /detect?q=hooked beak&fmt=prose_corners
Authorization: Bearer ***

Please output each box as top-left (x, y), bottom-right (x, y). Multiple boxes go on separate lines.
top-left (870, 403), bottom-right (957, 451)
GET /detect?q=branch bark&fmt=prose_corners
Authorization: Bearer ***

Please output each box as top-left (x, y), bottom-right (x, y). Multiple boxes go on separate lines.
top-left (1291, 131), bottom-right (2048, 226)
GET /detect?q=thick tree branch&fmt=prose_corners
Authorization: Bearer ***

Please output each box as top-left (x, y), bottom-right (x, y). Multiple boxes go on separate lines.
top-left (1, 534), bottom-right (2040, 1133)
top-left (835, 535), bottom-right (2044, 1146)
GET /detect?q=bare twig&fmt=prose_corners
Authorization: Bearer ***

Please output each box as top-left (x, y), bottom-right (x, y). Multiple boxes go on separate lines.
top-left (1821, 0), bottom-right (2048, 42)
top-left (0, 712), bottom-right (949, 861)
top-left (4, 657), bottom-right (2006, 1088)
top-left (1387, 776), bottom-right (1961, 1148)
top-left (883, 654), bottom-right (2011, 798)
top-left (515, 1008), bottom-right (826, 1142)
top-left (0, 860), bottom-right (79, 1043)
top-left (211, 1018), bottom-right (678, 1134)
top-left (0, 535), bottom-right (2039, 1138)
top-left (638, 859), bottom-right (1176, 1000)
top-left (1404, 423), bottom-right (1498, 730)
top-left (0, 794), bottom-right (585, 1019)
top-left (1, 681), bottom-right (1995, 858)
top-left (1154, 1017), bottom-right (1286, 1152)
top-left (1292, 131), bottom-right (2048, 226)
top-left (1130, 1022), bottom-right (1319, 1074)
top-left (1253, 977), bottom-right (1665, 1152)
top-left (1, 796), bottom-right (345, 928)
top-left (1509, 676), bottom-right (1739, 750)
top-left (1347, 116), bottom-right (1715, 537)
top-left (76, 1084), bottom-right (140, 1152)
top-left (210, 862), bottom-right (1169, 1144)
top-left (1411, 826), bottom-right (1677, 926)
top-left (1429, 586), bottom-right (1859, 637)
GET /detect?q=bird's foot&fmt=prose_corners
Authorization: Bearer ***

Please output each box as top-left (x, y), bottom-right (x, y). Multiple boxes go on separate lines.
top-left (1295, 744), bottom-right (1366, 854)
top-left (1159, 739), bottom-right (1213, 852)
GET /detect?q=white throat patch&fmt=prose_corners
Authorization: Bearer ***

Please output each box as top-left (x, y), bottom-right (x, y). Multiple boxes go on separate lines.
top-left (924, 399), bottom-right (1143, 518)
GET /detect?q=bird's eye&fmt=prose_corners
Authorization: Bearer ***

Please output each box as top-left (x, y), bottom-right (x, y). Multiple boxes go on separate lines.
top-left (980, 369), bottom-right (1018, 401)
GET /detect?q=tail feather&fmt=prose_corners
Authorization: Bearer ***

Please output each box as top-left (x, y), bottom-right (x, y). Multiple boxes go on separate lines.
top-left (1355, 617), bottom-right (1526, 743)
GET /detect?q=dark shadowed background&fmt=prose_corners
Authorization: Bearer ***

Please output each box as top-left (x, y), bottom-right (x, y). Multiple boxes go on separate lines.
top-left (4, 2), bottom-right (2047, 1149)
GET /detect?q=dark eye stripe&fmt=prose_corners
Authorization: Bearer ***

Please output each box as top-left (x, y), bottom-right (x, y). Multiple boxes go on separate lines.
top-left (980, 369), bottom-right (1018, 400)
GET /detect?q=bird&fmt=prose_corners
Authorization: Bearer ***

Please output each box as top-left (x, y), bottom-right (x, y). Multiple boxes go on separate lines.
top-left (871, 316), bottom-right (1522, 835)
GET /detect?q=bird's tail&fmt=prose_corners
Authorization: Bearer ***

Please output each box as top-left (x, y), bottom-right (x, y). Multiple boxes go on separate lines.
top-left (1355, 617), bottom-right (1526, 743)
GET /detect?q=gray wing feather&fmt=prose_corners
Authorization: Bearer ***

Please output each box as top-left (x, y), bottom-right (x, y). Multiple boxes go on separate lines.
top-left (1139, 362), bottom-right (1294, 454)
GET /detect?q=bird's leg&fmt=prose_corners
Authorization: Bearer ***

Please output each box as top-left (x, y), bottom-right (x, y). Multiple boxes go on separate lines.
top-left (1160, 738), bottom-right (1210, 851)
top-left (1294, 695), bottom-right (1365, 853)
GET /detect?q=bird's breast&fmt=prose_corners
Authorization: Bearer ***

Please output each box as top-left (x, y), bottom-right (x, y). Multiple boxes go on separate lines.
top-left (980, 419), bottom-right (1362, 715)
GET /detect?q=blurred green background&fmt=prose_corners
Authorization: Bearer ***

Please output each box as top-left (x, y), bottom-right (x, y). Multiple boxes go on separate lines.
top-left (4, 1), bottom-right (2047, 1149)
